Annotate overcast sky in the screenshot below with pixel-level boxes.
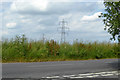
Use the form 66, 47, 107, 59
0, 0, 117, 43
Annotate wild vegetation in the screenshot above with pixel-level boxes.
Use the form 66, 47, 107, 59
2, 35, 119, 63
99, 1, 120, 43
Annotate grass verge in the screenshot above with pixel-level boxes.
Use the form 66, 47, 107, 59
2, 35, 119, 63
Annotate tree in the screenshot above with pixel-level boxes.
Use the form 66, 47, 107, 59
99, 1, 120, 43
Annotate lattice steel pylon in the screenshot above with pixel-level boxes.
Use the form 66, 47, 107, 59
58, 19, 69, 43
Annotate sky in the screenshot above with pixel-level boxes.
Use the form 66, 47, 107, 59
0, 0, 118, 43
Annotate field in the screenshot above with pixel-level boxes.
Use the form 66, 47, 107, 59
2, 35, 119, 63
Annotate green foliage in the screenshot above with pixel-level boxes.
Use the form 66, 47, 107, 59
99, 1, 120, 43
2, 35, 118, 62
46, 40, 60, 56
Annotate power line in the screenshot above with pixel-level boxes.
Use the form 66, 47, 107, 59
58, 19, 69, 43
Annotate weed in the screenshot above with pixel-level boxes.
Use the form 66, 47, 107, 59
2, 35, 118, 62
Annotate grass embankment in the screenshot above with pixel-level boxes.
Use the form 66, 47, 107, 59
2, 35, 119, 63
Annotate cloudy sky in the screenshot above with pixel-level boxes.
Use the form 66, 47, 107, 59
0, 0, 116, 43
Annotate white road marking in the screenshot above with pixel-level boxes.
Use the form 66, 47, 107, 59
85, 76, 95, 78
43, 70, 119, 79
63, 75, 75, 77
46, 76, 60, 78
99, 72, 108, 74
101, 74, 114, 76
93, 73, 103, 75
104, 71, 118, 74
86, 75, 99, 78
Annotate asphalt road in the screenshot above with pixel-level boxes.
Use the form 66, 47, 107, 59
2, 59, 120, 79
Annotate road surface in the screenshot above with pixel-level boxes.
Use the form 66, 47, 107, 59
2, 59, 120, 79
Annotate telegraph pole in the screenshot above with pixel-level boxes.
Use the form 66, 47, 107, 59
58, 19, 69, 43
42, 33, 45, 43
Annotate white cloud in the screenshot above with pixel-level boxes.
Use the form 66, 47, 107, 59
19, 15, 25, 18
81, 12, 102, 21
1, 2, 112, 42
21, 19, 31, 23
59, 13, 72, 20
35, 26, 45, 31
0, 0, 105, 2
32, 0, 48, 11
6, 22, 17, 28
10, 0, 48, 12
66, 12, 104, 33
2, 31, 8, 35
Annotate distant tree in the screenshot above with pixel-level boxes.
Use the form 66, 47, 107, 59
99, 1, 120, 43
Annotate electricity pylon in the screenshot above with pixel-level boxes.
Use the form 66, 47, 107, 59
58, 19, 69, 43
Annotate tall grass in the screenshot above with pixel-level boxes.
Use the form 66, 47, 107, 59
2, 35, 119, 62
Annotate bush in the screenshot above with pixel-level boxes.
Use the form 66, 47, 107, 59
2, 35, 118, 62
